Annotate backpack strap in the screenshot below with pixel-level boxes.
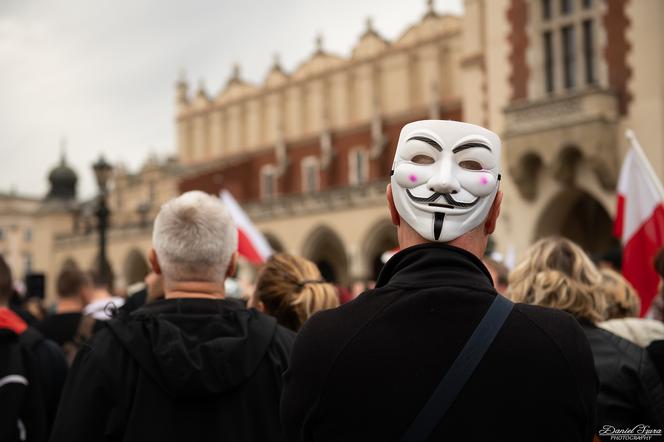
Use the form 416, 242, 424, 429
400, 295, 514, 442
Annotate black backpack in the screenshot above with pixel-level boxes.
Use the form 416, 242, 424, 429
0, 328, 48, 442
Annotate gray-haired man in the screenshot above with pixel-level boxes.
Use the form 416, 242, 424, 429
51, 191, 294, 442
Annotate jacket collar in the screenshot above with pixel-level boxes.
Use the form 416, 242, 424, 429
376, 243, 494, 291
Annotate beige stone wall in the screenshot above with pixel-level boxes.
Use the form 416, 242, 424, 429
0, 196, 40, 280
51, 226, 153, 302
625, 0, 664, 180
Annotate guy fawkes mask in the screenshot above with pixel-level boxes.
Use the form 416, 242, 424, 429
391, 120, 502, 242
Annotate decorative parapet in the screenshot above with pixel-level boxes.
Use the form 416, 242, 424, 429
504, 88, 621, 200
504, 88, 619, 137
243, 180, 388, 222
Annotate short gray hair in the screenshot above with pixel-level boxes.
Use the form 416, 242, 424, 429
153, 191, 238, 282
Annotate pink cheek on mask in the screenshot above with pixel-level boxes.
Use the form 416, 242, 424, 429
409, 174, 418, 183
480, 175, 489, 185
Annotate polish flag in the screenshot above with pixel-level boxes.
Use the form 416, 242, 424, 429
614, 130, 664, 316
220, 190, 273, 264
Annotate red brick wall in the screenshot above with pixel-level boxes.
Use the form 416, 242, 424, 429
603, 0, 632, 115
508, 0, 529, 102
178, 106, 463, 203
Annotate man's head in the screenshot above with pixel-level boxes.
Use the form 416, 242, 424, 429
388, 120, 502, 254
57, 266, 91, 300
0, 255, 13, 306
150, 191, 238, 285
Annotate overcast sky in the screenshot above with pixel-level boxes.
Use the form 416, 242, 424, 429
0, 0, 463, 199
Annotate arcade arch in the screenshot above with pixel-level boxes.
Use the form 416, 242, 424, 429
301, 225, 348, 285
535, 188, 618, 255
361, 219, 398, 281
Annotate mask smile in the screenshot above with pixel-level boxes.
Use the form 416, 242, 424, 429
406, 189, 479, 209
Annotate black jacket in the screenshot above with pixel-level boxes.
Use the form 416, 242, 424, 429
0, 309, 67, 442
281, 244, 598, 442
50, 298, 295, 442
581, 322, 664, 429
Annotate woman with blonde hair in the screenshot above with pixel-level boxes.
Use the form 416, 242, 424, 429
508, 237, 664, 430
250, 253, 339, 332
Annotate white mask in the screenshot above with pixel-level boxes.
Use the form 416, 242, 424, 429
390, 120, 502, 242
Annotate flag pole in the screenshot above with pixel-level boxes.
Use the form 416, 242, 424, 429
625, 129, 664, 201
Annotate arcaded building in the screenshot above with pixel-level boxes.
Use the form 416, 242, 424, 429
176, 0, 664, 284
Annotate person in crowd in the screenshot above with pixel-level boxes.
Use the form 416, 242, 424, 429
598, 268, 664, 347
648, 247, 664, 320
648, 248, 664, 386
0, 255, 67, 441
38, 265, 90, 346
9, 287, 41, 327
281, 120, 597, 441
81, 269, 124, 321
482, 256, 509, 295
50, 191, 295, 442
249, 253, 339, 332
508, 236, 664, 430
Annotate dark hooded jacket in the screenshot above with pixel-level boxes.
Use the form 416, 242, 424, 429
49, 298, 295, 442
281, 244, 598, 442
0, 307, 67, 442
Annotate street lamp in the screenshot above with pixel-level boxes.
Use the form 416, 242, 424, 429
93, 155, 113, 286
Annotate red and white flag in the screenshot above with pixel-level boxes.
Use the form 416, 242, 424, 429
220, 190, 273, 265
614, 130, 664, 316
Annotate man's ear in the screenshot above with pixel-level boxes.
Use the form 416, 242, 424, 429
484, 190, 503, 235
226, 252, 238, 278
148, 248, 162, 275
386, 184, 401, 227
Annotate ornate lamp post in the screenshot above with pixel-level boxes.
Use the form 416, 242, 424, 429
93, 155, 113, 285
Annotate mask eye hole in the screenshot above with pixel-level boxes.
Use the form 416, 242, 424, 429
459, 160, 483, 171
411, 154, 435, 165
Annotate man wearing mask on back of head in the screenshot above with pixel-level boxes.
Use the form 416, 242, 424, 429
281, 120, 597, 442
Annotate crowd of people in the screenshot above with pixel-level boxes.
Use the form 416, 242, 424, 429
2, 120, 664, 441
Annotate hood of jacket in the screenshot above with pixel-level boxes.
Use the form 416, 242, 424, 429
106, 297, 277, 398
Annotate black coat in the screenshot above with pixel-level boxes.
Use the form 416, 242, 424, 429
281, 244, 598, 442
49, 298, 295, 442
581, 323, 664, 429
1, 309, 67, 442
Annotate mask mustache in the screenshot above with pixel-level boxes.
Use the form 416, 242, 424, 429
406, 189, 479, 208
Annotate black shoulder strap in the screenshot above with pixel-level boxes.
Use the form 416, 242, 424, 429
401, 295, 514, 442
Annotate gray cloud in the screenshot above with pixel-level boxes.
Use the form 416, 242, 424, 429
0, 0, 462, 199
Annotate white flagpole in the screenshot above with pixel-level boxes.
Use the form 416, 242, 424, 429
625, 129, 664, 201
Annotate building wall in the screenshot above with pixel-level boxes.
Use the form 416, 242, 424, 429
626, 0, 664, 178
0, 195, 40, 280
175, 12, 464, 167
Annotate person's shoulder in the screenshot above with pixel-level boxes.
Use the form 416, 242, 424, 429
512, 303, 585, 338
510, 303, 594, 365
585, 322, 645, 365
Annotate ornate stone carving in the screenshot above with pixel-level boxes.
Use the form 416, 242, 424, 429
552, 148, 582, 187
510, 153, 543, 202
